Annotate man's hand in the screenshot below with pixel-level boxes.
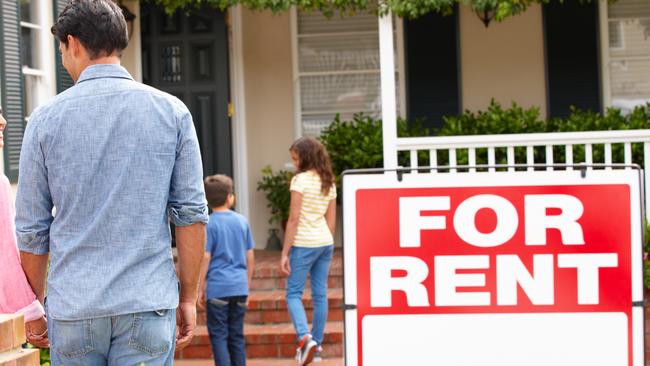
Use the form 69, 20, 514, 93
175, 301, 197, 350
25, 315, 49, 348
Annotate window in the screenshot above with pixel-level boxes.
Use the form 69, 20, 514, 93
20, 0, 52, 121
608, 20, 624, 50
605, 0, 650, 113
292, 9, 403, 137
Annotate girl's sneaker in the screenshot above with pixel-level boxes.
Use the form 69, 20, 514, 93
295, 334, 318, 365
313, 345, 324, 363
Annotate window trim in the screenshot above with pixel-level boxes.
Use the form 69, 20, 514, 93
290, 7, 406, 138
599, 0, 612, 110
20, 0, 57, 119
599, 0, 650, 112
607, 20, 625, 51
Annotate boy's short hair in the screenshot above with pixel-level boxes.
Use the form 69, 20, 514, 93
204, 174, 233, 208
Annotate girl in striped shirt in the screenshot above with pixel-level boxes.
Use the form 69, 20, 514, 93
281, 137, 337, 365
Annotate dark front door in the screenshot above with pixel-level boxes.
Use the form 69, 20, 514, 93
141, 4, 232, 177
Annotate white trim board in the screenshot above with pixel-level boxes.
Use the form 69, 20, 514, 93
228, 4, 250, 219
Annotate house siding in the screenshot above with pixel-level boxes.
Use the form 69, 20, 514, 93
459, 4, 548, 118
241, 8, 296, 248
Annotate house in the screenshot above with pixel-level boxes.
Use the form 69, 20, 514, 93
1, 0, 649, 248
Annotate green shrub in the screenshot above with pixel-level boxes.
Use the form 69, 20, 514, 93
318, 113, 429, 182
438, 101, 650, 168
256, 166, 294, 226
40, 348, 50, 366
320, 103, 650, 175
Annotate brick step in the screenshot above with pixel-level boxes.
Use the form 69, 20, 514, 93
0, 313, 39, 366
251, 250, 342, 279
244, 304, 344, 325
176, 322, 343, 360
0, 347, 40, 366
198, 289, 344, 325
249, 250, 342, 291
250, 275, 343, 291
175, 357, 344, 366
249, 288, 343, 311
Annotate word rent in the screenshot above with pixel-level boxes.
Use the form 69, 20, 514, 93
370, 194, 618, 308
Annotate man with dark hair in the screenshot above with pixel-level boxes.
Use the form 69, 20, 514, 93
15, 1, 208, 365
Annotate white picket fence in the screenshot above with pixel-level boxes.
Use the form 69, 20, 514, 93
391, 129, 650, 219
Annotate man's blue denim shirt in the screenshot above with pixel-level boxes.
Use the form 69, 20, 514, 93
15, 64, 209, 320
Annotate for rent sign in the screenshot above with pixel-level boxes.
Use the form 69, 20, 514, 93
342, 169, 643, 366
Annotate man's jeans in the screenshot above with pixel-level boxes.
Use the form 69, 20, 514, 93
206, 296, 248, 366
286, 245, 333, 346
48, 309, 176, 366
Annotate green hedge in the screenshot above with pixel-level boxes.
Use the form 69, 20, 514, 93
319, 113, 429, 181
437, 101, 650, 168
320, 101, 650, 175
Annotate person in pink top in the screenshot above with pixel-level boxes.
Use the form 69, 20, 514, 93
0, 109, 48, 348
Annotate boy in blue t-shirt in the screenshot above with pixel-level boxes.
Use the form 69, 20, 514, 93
199, 174, 255, 366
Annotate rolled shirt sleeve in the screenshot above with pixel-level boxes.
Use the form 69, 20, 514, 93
15, 113, 53, 255
167, 108, 209, 227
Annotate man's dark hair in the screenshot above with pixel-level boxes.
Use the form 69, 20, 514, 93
51, 0, 128, 59
204, 175, 233, 208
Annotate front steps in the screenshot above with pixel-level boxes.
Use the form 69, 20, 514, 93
175, 249, 344, 364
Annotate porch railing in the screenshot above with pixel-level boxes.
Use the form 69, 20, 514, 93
391, 129, 650, 219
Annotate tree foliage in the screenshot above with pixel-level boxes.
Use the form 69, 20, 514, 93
145, 0, 604, 20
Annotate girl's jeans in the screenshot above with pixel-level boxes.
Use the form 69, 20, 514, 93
286, 245, 334, 345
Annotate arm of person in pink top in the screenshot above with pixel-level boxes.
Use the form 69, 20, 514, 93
0, 175, 49, 347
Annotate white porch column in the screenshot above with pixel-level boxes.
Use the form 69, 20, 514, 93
379, 12, 398, 169
229, 4, 250, 219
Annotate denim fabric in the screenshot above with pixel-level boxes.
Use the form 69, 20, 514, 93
49, 308, 176, 366
286, 245, 333, 346
206, 296, 248, 366
15, 64, 209, 320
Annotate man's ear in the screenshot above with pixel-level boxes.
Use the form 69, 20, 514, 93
67, 35, 82, 56
65, 34, 74, 49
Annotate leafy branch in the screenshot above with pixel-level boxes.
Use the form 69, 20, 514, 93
144, 0, 608, 21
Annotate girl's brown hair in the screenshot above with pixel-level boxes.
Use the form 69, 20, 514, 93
290, 137, 335, 196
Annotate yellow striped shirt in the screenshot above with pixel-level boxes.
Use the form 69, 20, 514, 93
290, 170, 336, 247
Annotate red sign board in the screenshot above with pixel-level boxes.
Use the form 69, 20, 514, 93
343, 170, 643, 366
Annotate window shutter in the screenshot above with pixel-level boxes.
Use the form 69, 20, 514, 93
404, 9, 460, 130
1, 0, 26, 182
543, 1, 602, 118
54, 0, 74, 93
